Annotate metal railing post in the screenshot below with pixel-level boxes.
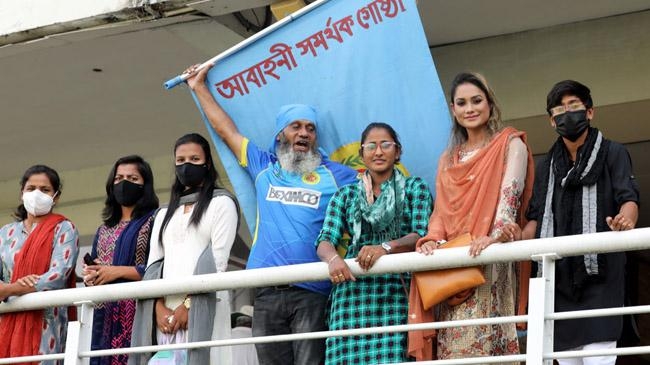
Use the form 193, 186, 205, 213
526, 277, 545, 364
542, 254, 557, 365
64, 301, 94, 365
527, 254, 558, 365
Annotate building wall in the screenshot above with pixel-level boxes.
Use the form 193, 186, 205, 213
431, 10, 650, 122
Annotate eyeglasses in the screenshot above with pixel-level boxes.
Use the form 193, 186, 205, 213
361, 141, 399, 153
550, 101, 586, 117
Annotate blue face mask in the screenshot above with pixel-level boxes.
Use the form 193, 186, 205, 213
554, 110, 589, 142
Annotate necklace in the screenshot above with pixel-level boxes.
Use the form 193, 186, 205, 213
459, 139, 489, 160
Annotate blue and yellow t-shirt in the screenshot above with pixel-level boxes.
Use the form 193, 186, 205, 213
241, 138, 358, 295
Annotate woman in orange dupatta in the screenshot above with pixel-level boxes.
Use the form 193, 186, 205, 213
0, 165, 79, 365
408, 73, 534, 362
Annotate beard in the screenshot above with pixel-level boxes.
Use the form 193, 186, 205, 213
276, 135, 322, 175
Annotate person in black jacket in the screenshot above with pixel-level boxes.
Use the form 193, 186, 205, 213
521, 80, 640, 365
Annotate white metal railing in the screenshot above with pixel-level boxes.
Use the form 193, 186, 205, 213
1, 228, 650, 364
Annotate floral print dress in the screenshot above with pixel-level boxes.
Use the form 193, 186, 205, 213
0, 220, 79, 364
436, 137, 527, 362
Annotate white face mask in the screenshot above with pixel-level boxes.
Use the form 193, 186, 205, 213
22, 189, 56, 216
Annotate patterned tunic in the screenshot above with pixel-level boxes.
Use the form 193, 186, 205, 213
317, 177, 432, 364
436, 138, 527, 361
0, 220, 79, 365
90, 217, 153, 365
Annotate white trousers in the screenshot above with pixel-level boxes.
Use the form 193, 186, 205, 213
557, 341, 617, 365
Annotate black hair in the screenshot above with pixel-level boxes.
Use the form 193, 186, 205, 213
546, 80, 593, 116
102, 155, 159, 227
13, 165, 61, 221
359, 122, 402, 162
158, 133, 219, 243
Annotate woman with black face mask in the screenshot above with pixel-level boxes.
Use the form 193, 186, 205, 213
130, 133, 239, 365
82, 155, 159, 365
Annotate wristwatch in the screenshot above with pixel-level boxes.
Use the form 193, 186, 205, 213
381, 241, 392, 254
183, 297, 191, 310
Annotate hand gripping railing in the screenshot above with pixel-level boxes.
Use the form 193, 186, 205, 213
1, 228, 650, 364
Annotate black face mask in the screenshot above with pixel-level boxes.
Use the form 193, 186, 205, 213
554, 110, 589, 142
113, 180, 144, 207
176, 163, 207, 188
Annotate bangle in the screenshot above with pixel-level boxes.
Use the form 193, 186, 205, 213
327, 255, 339, 264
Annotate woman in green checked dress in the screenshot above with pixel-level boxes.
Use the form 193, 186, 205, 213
316, 122, 433, 364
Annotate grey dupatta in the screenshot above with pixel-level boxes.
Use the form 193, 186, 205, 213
128, 258, 163, 365
186, 246, 218, 364
537, 130, 604, 278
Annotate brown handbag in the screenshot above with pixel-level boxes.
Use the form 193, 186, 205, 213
413, 233, 486, 310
